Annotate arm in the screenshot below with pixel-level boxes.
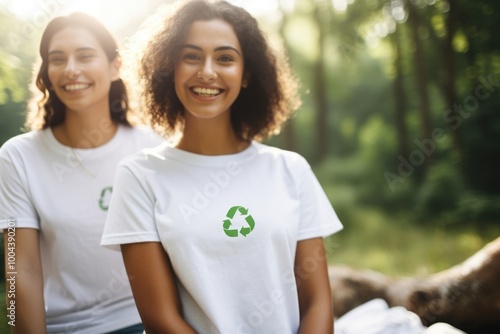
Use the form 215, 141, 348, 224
3, 228, 46, 334
295, 237, 334, 334
121, 242, 197, 334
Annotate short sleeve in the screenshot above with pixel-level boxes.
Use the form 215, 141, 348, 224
0, 147, 39, 230
101, 164, 161, 250
296, 158, 343, 240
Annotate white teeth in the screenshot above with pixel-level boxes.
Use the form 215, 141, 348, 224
192, 87, 220, 96
65, 84, 90, 91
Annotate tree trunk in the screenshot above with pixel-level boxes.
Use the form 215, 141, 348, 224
277, 6, 296, 152
408, 3, 434, 172
443, 0, 463, 160
313, 4, 329, 162
391, 27, 410, 159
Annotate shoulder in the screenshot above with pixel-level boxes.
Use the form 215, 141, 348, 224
117, 141, 173, 172
252, 141, 310, 170
0, 130, 46, 159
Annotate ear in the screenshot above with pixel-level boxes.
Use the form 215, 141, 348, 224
110, 57, 121, 82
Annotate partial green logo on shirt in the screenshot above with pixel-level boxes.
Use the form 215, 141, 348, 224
222, 206, 255, 237
99, 186, 113, 211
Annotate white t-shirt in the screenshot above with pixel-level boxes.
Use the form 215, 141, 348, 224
0, 125, 164, 333
101, 141, 343, 334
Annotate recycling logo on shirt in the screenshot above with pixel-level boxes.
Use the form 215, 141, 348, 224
99, 186, 113, 211
222, 206, 255, 237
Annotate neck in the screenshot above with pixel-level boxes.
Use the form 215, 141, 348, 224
176, 115, 249, 155
52, 112, 118, 149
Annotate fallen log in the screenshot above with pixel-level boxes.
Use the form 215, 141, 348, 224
329, 237, 500, 333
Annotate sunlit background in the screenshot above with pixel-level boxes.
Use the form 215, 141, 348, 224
0, 0, 293, 35
1, 0, 499, 268
0, 0, 404, 50
0, 0, 402, 104
1, 0, 499, 325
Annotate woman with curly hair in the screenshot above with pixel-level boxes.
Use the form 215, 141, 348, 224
101, 1, 343, 333
0, 12, 163, 333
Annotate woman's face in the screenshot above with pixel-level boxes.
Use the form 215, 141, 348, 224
174, 19, 247, 122
47, 26, 120, 114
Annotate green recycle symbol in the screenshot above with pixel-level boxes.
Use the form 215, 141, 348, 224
222, 206, 255, 237
98, 186, 113, 212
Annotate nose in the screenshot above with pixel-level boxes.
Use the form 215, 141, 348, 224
64, 57, 80, 78
197, 59, 217, 81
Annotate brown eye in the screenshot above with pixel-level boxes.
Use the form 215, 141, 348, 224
218, 55, 234, 63
183, 53, 201, 61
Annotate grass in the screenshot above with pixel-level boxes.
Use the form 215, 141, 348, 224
324, 206, 500, 277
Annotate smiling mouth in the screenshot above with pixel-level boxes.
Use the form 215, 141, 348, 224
64, 83, 92, 91
192, 87, 222, 97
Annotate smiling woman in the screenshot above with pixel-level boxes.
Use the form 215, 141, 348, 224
46, 26, 120, 117
174, 20, 247, 129
100, 1, 342, 334
0, 11, 164, 334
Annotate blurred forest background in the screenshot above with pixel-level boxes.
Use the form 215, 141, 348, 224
1, 0, 499, 329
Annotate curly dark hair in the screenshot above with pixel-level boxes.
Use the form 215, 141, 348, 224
25, 12, 130, 130
138, 0, 300, 141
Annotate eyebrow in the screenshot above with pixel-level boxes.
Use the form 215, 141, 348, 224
48, 47, 98, 55
181, 44, 241, 56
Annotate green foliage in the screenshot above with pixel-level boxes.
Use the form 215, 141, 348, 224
454, 192, 500, 223
326, 207, 500, 276
0, 4, 498, 321
0, 99, 26, 145
0, 12, 38, 104
413, 161, 466, 223
462, 94, 500, 194
281, 0, 500, 230
0, 12, 36, 146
